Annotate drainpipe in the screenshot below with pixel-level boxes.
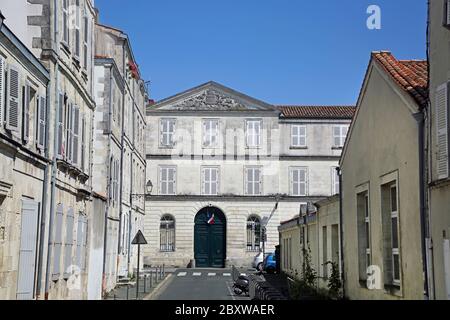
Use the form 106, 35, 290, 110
101, 64, 114, 296
35, 78, 51, 299
44, 0, 60, 299
337, 167, 345, 298
414, 111, 430, 300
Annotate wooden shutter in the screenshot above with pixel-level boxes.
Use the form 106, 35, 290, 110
53, 204, 64, 278
6, 65, 20, 133
0, 57, 5, 128
76, 214, 87, 270
81, 115, 86, 172
72, 106, 80, 166
57, 93, 65, 158
23, 84, 30, 143
66, 102, 73, 163
64, 208, 74, 278
16, 199, 40, 300
299, 168, 307, 196
436, 83, 449, 179
36, 96, 46, 150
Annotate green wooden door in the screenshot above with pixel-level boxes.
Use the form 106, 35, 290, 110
194, 207, 226, 268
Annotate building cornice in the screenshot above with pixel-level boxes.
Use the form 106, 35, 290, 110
146, 194, 326, 203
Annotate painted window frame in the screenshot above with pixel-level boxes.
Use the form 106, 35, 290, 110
332, 125, 349, 148
290, 167, 308, 197
159, 166, 177, 195
245, 119, 262, 148
201, 166, 220, 196
159, 118, 176, 148
160, 214, 175, 252
202, 118, 220, 148
291, 124, 307, 148
244, 166, 263, 195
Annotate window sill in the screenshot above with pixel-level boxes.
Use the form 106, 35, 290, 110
331, 146, 343, 150
384, 283, 402, 297
159, 145, 175, 150
60, 42, 71, 55
290, 146, 308, 150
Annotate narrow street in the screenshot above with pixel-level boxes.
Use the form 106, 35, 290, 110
153, 269, 252, 301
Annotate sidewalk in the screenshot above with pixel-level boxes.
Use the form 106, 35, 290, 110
104, 267, 176, 300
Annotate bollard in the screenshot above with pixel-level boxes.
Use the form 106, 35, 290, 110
126, 284, 129, 300
163, 264, 165, 278
144, 274, 147, 293
150, 271, 153, 288
159, 265, 162, 280
155, 266, 158, 282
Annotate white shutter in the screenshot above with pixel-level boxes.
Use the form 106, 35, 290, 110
6, 65, 20, 133
67, 102, 73, 163
436, 83, 449, 179
72, 106, 80, 166
53, 204, 64, 278
447, 0, 450, 26
22, 84, 30, 142
64, 208, 74, 278
37, 96, 46, 150
57, 93, 64, 158
201, 168, 206, 194
0, 57, 5, 128
81, 115, 86, 171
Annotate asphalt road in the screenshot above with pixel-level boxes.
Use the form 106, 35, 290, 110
154, 268, 252, 301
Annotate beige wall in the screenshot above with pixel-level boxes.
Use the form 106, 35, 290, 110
428, 0, 450, 300
340, 62, 424, 300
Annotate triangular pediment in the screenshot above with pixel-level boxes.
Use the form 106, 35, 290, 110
151, 81, 275, 112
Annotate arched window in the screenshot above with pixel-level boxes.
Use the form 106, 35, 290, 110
160, 215, 175, 252
246, 216, 261, 252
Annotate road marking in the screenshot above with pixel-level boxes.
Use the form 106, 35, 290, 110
223, 273, 231, 277
177, 272, 187, 277
226, 281, 237, 301
193, 272, 202, 276
207, 273, 216, 276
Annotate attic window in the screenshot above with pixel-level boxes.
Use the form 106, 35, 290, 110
205, 90, 217, 105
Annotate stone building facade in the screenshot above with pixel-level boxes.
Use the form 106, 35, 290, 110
0, 0, 97, 300
340, 52, 427, 300
427, 0, 450, 300
143, 81, 354, 268
94, 23, 147, 290
0, 20, 50, 300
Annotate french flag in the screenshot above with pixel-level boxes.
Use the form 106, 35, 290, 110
207, 213, 215, 225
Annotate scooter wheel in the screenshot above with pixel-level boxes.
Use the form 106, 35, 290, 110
233, 287, 243, 295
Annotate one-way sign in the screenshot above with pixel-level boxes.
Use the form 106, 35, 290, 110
132, 230, 147, 245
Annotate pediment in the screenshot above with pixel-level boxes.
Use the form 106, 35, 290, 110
151, 82, 275, 112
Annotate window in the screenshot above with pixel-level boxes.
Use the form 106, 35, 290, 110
74, 0, 81, 59
245, 167, 262, 195
246, 119, 262, 148
435, 83, 449, 179
331, 167, 340, 195
333, 125, 349, 148
246, 216, 261, 252
160, 118, 176, 147
203, 119, 219, 148
357, 191, 371, 281
22, 84, 32, 143
62, 0, 69, 45
381, 182, 401, 287
290, 167, 308, 196
291, 125, 306, 148
159, 166, 176, 195
160, 215, 175, 252
202, 167, 219, 195
82, 4, 89, 69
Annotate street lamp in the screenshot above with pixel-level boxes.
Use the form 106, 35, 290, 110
130, 180, 153, 200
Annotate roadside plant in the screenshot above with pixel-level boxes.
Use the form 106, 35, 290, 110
324, 261, 342, 299
301, 245, 317, 288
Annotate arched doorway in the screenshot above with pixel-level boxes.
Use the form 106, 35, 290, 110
194, 207, 226, 268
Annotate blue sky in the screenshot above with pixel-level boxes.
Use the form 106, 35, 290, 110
95, 0, 427, 105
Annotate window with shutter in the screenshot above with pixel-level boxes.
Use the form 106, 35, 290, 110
72, 106, 80, 166
75, 214, 87, 270
81, 115, 86, 172
291, 167, 308, 196
160, 119, 176, 147
245, 167, 262, 195
331, 167, 340, 195
22, 85, 30, 143
74, 0, 81, 59
62, 0, 69, 45
159, 166, 176, 195
291, 125, 307, 147
6, 65, 20, 133
83, 14, 89, 69
57, 93, 65, 158
36, 95, 46, 150
66, 102, 73, 163
203, 119, 219, 148
202, 167, 219, 195
246, 120, 262, 148
52, 204, 64, 279
0, 57, 5, 128
64, 208, 74, 278
436, 83, 449, 179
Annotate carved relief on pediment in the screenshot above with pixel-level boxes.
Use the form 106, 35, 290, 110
171, 89, 250, 111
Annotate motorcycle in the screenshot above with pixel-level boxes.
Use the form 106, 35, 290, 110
231, 265, 249, 296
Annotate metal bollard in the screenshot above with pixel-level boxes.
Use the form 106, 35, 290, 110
155, 266, 158, 282
126, 284, 129, 300
163, 264, 165, 278
144, 274, 147, 293
159, 265, 162, 280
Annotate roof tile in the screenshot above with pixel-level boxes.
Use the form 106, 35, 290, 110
276, 105, 356, 119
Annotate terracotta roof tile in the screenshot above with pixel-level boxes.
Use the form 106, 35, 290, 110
372, 51, 428, 107
276, 105, 356, 119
